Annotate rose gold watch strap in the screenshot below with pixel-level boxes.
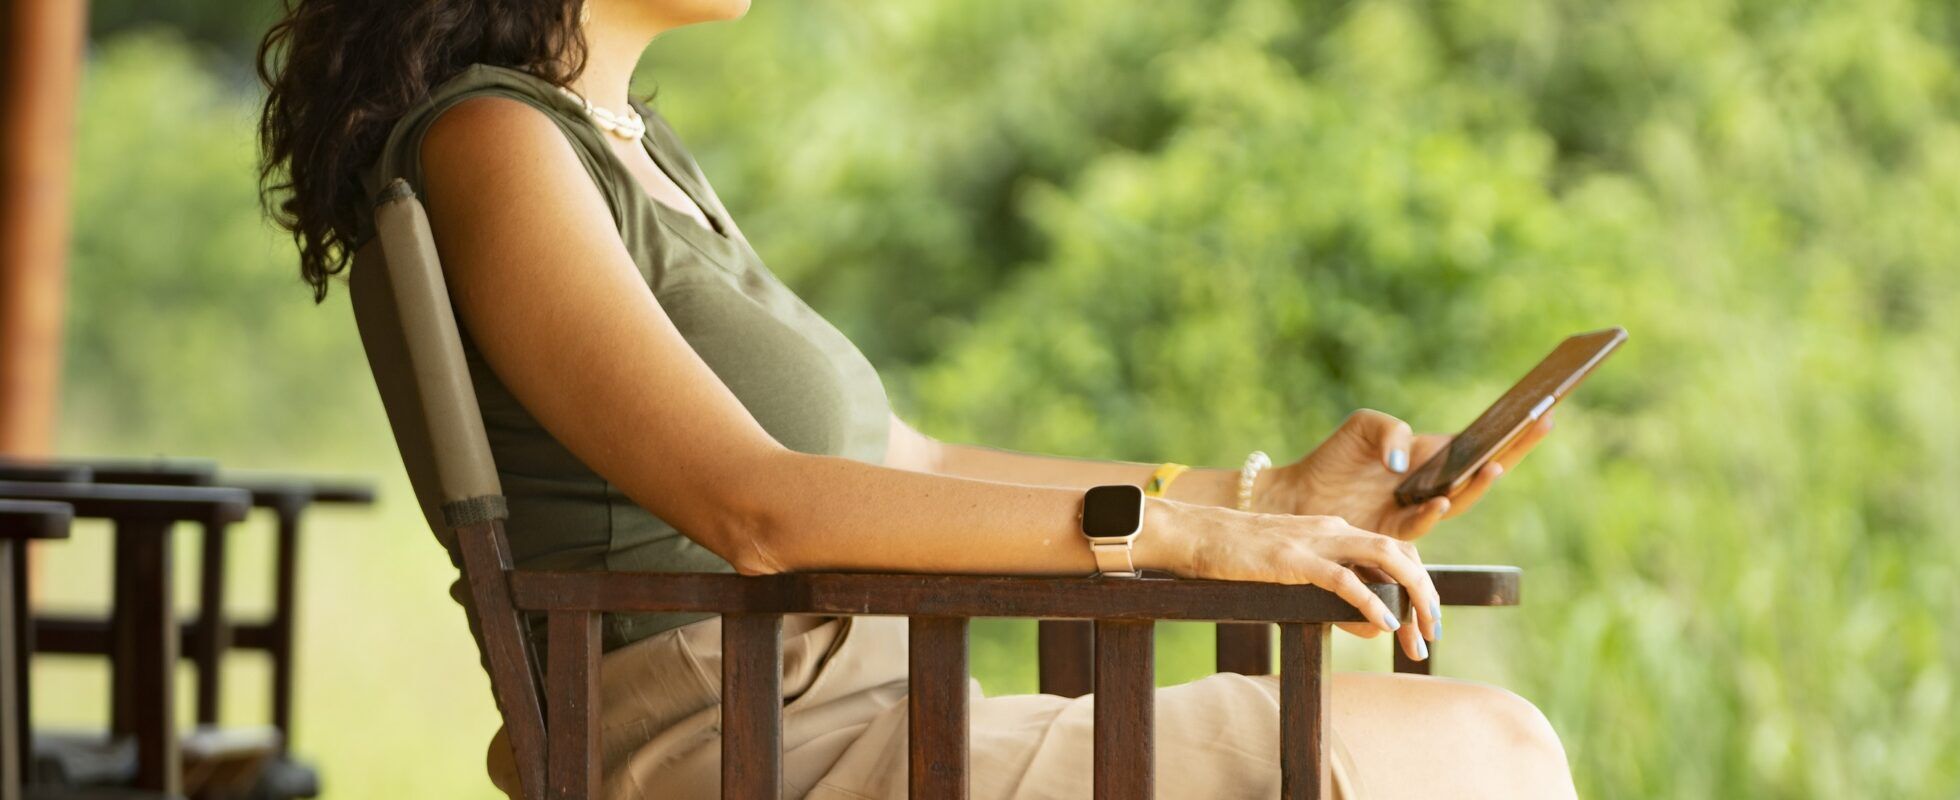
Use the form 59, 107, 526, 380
1091, 540, 1139, 578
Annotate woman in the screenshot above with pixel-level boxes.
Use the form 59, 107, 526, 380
259, 1, 1575, 797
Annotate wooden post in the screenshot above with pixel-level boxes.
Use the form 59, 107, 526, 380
0, 0, 88, 457
907, 617, 970, 799
1092, 620, 1153, 800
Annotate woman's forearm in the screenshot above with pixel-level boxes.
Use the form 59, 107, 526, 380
729, 449, 1204, 577
902, 421, 1255, 510
720, 448, 1431, 640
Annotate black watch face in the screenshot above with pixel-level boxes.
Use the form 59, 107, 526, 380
1082, 484, 1145, 537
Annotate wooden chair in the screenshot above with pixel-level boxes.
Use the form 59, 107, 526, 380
0, 481, 251, 797
351, 179, 1523, 799
0, 459, 375, 799
0, 500, 73, 800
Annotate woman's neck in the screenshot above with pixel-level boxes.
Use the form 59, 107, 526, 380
566, 5, 663, 113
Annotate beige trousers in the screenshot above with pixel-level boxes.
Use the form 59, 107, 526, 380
490, 615, 1364, 799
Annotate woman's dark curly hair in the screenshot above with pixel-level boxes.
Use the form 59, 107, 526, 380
257, 0, 589, 301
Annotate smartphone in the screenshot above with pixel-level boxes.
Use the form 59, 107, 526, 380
1393, 327, 1628, 506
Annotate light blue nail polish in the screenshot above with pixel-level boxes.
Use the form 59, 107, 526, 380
1429, 601, 1442, 639
1415, 636, 1429, 661
1381, 613, 1401, 633
1434, 619, 1443, 641
1388, 449, 1409, 474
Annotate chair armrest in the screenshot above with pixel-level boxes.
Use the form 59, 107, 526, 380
510, 571, 1402, 623
0, 455, 216, 486
219, 476, 378, 510
0, 499, 74, 540
1429, 565, 1521, 607
0, 463, 93, 483
0, 481, 250, 524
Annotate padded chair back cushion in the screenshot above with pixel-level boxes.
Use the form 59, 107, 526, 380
349, 179, 505, 544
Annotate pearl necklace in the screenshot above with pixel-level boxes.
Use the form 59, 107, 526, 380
554, 85, 647, 141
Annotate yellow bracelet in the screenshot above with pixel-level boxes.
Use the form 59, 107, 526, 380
1143, 462, 1191, 498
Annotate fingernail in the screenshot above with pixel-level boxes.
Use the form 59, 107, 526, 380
1429, 601, 1442, 640
1490, 463, 1506, 478
1380, 613, 1401, 633
1414, 636, 1429, 661
1388, 449, 1409, 473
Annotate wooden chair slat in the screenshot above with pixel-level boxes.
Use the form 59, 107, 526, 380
1036, 619, 1093, 698
0, 538, 25, 800
907, 617, 969, 800
1092, 619, 1153, 800
1279, 622, 1331, 800
547, 611, 601, 800
721, 613, 783, 800
1393, 642, 1434, 675
270, 504, 303, 752
112, 519, 181, 795
1215, 622, 1272, 675
194, 521, 230, 725
455, 521, 548, 800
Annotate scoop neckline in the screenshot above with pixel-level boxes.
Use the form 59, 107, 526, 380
628, 104, 733, 243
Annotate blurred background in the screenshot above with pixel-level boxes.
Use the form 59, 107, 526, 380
24, 0, 1960, 796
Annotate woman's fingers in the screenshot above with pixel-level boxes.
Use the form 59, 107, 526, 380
1331, 531, 1440, 658
1388, 495, 1451, 539
1368, 412, 1416, 475
1314, 560, 1403, 635
1341, 409, 1417, 474
1443, 461, 1503, 518
1337, 621, 1382, 638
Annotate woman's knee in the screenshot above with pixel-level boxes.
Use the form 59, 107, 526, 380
1453, 682, 1567, 767
1336, 674, 1574, 798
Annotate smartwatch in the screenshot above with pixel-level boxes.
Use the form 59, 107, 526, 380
1079, 484, 1147, 577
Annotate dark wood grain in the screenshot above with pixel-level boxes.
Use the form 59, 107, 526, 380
1279, 623, 1331, 800
269, 501, 303, 752
33, 614, 275, 654
1392, 642, 1433, 675
513, 572, 1398, 624
1092, 619, 1153, 800
0, 455, 219, 487
908, 617, 969, 799
1216, 622, 1273, 675
1037, 620, 1093, 698
0, 481, 248, 523
547, 611, 600, 800
455, 520, 548, 800
721, 613, 783, 800
0, 500, 76, 538
115, 518, 181, 795
8, 535, 27, 786
0, 538, 23, 800
0, 464, 91, 484
193, 520, 230, 725
1430, 565, 1522, 606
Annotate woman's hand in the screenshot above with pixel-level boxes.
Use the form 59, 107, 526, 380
1254, 409, 1554, 542
1164, 501, 1441, 661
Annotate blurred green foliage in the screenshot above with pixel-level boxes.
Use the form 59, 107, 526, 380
56, 1, 1960, 797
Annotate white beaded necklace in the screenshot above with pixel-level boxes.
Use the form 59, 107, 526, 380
554, 85, 647, 141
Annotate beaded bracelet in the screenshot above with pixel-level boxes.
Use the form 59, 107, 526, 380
1236, 450, 1272, 512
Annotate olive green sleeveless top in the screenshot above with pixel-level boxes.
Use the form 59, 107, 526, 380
361, 64, 892, 650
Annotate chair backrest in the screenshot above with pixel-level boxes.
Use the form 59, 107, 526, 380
349, 179, 549, 799
348, 179, 503, 540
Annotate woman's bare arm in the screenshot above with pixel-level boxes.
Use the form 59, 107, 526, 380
417, 97, 1438, 644
886, 414, 1252, 508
